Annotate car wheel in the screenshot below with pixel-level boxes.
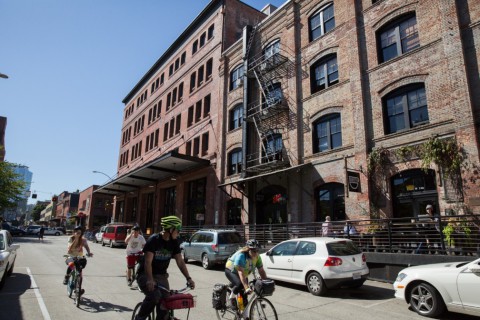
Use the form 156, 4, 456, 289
409, 282, 446, 318
181, 249, 189, 263
102, 240, 106, 247
202, 253, 212, 270
306, 271, 327, 296
110, 240, 114, 248
55, 232, 60, 236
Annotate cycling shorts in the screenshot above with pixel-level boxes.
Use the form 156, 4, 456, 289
126, 253, 142, 268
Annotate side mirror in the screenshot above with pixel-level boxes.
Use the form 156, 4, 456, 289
266, 250, 272, 256
468, 263, 480, 273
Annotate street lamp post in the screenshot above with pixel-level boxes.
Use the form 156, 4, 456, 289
92, 170, 113, 180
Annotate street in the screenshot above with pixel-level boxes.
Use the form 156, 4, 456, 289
0, 235, 475, 320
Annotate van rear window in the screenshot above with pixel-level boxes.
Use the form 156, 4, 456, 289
326, 241, 361, 256
218, 232, 243, 245
117, 226, 128, 234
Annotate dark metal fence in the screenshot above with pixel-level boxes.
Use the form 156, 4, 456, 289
182, 214, 480, 257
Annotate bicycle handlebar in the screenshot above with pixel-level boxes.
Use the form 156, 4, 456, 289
155, 282, 194, 294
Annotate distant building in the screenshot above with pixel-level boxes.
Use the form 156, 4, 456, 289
0, 116, 6, 162
54, 191, 79, 227
2, 165, 33, 222
78, 185, 113, 230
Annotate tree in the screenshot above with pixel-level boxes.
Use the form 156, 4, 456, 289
30, 203, 47, 222
0, 161, 26, 212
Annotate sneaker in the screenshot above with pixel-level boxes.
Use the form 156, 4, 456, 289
63, 276, 68, 285
127, 279, 133, 286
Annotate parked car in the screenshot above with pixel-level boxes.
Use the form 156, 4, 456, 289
393, 258, 480, 318
102, 223, 132, 248
55, 227, 66, 234
9, 226, 26, 237
95, 225, 106, 243
180, 229, 243, 269
84, 229, 98, 242
26, 225, 42, 235
0, 230, 20, 289
260, 237, 369, 296
43, 228, 63, 236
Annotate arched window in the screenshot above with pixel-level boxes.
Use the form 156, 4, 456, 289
315, 183, 345, 222
309, 3, 335, 42
230, 64, 244, 91
229, 104, 243, 131
263, 134, 283, 162
263, 39, 280, 59
383, 84, 428, 134
310, 54, 338, 94
228, 148, 242, 175
313, 113, 342, 153
377, 14, 419, 63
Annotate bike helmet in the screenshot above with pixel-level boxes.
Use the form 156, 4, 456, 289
74, 226, 82, 231
246, 239, 260, 249
161, 215, 182, 231
132, 226, 140, 231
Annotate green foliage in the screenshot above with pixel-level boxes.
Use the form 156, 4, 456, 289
0, 161, 26, 211
420, 137, 463, 177
31, 203, 47, 222
367, 147, 390, 174
442, 218, 472, 247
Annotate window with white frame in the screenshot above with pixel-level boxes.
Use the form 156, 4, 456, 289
309, 3, 335, 42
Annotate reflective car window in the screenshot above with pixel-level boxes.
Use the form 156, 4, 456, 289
218, 232, 242, 244
326, 241, 361, 256
296, 241, 316, 255
191, 233, 201, 242
117, 226, 128, 234
0, 234, 4, 250
271, 241, 298, 256
205, 233, 214, 243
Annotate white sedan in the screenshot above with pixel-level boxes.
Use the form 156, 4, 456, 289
393, 258, 480, 318
0, 230, 20, 289
260, 237, 369, 296
43, 228, 63, 236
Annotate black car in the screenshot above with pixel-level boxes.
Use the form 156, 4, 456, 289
9, 226, 26, 236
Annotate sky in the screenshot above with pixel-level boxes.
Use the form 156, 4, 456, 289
0, 0, 286, 204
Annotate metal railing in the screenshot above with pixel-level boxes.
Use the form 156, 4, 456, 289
182, 214, 480, 256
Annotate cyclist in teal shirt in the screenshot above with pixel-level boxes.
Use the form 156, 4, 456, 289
225, 239, 267, 305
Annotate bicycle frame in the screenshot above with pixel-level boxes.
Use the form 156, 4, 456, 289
64, 255, 88, 307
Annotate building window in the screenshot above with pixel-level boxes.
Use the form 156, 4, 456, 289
263, 82, 282, 108
309, 3, 335, 42
315, 183, 345, 222
169, 64, 174, 76
186, 141, 192, 156
195, 100, 202, 122
207, 24, 214, 39
197, 65, 204, 86
202, 132, 209, 155
175, 114, 181, 135
187, 178, 206, 225
228, 148, 242, 175
230, 64, 244, 91
178, 82, 184, 101
206, 58, 213, 79
264, 39, 280, 59
229, 105, 243, 131
310, 54, 338, 94
164, 187, 176, 216
200, 32, 206, 47
188, 106, 194, 127
193, 137, 200, 156
181, 52, 186, 65
263, 134, 283, 162
378, 15, 419, 63
313, 113, 342, 153
190, 72, 196, 92
384, 85, 428, 134
203, 94, 211, 117
192, 40, 198, 54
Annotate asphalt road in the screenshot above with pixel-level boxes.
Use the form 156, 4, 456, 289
0, 235, 475, 320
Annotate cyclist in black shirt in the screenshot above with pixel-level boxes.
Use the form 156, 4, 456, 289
134, 216, 195, 320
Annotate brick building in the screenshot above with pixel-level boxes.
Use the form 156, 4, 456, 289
78, 185, 113, 230
220, 0, 480, 225
97, 0, 266, 234
100, 0, 480, 230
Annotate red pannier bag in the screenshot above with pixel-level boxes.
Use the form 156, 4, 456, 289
163, 293, 195, 310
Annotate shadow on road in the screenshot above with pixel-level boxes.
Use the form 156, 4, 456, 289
73, 296, 133, 314
0, 273, 31, 320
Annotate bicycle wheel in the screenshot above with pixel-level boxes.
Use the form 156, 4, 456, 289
74, 275, 82, 307
215, 289, 238, 320
132, 302, 153, 320
249, 297, 278, 320
67, 272, 75, 298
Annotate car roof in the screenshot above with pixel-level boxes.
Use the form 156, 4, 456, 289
280, 237, 353, 244
197, 229, 238, 233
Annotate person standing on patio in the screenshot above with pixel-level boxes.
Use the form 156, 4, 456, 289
322, 216, 332, 237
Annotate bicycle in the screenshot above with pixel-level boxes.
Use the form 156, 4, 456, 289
127, 252, 144, 287
132, 283, 195, 320
213, 278, 277, 320
64, 254, 91, 307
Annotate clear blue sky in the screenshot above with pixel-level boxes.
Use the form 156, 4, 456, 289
0, 0, 286, 204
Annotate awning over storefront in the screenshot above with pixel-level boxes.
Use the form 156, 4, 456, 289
94, 151, 210, 196
218, 163, 311, 187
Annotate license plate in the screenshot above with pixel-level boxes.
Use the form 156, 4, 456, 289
353, 272, 361, 280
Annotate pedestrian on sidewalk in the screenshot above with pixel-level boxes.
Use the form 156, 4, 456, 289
38, 226, 45, 241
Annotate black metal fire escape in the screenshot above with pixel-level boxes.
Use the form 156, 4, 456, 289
243, 24, 293, 173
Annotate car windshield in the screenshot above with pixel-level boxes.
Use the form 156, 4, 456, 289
117, 226, 128, 234
0, 234, 4, 250
326, 241, 361, 256
218, 232, 242, 245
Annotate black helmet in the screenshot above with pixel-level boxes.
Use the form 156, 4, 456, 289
132, 226, 140, 231
74, 226, 82, 231
246, 239, 259, 249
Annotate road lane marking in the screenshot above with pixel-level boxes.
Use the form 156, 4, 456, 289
26, 267, 52, 320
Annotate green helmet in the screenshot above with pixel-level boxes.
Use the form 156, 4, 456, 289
161, 215, 182, 231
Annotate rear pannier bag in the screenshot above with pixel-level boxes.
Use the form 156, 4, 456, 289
254, 279, 275, 296
212, 283, 227, 309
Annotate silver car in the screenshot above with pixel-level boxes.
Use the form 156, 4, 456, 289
180, 229, 243, 269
